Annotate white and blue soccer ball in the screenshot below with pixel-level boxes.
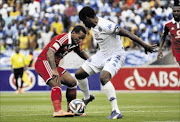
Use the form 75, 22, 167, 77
69, 99, 86, 115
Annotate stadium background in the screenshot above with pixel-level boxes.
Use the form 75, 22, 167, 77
0, 0, 179, 92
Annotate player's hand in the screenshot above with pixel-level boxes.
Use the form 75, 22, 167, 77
144, 44, 157, 54
157, 50, 163, 60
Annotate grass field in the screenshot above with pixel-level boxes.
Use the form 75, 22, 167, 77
0, 92, 179, 122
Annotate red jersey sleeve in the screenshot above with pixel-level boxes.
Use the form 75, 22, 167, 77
50, 33, 68, 52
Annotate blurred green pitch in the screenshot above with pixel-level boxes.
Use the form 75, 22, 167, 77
0, 92, 179, 122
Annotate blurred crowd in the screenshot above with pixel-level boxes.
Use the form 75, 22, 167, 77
0, 0, 174, 52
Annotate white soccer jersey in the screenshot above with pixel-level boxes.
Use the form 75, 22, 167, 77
91, 17, 125, 55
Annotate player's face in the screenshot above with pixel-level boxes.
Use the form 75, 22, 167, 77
82, 18, 96, 28
72, 31, 86, 44
15, 47, 20, 53
173, 6, 180, 22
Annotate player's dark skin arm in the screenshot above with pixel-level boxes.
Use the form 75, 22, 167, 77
47, 48, 61, 84
47, 48, 57, 71
77, 50, 89, 60
157, 26, 169, 60
118, 27, 157, 54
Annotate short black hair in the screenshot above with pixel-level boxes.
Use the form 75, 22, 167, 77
72, 25, 86, 34
174, 0, 180, 6
79, 6, 96, 21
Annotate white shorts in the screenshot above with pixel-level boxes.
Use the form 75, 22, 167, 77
82, 50, 126, 78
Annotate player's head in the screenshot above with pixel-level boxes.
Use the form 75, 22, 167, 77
79, 6, 96, 28
71, 25, 86, 44
173, 3, 180, 22
15, 46, 20, 53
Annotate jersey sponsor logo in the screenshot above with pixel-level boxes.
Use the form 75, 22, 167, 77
124, 69, 180, 90
9, 70, 36, 91
175, 30, 180, 39
95, 34, 99, 38
95, 34, 103, 40
171, 27, 175, 30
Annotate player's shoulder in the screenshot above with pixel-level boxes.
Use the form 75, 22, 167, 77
54, 33, 69, 45
164, 19, 174, 27
55, 33, 67, 39
97, 17, 117, 32
98, 17, 114, 25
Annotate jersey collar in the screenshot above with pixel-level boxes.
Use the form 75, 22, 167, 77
172, 18, 176, 24
172, 18, 180, 29
68, 31, 72, 44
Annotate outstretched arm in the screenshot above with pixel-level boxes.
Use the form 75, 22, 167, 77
117, 27, 157, 54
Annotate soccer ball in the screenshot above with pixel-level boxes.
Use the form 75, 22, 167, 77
69, 99, 85, 115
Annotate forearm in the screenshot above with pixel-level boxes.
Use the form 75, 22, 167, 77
47, 48, 57, 70
118, 27, 147, 48
159, 36, 166, 51
78, 50, 89, 60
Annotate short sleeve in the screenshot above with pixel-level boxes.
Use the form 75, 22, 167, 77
50, 41, 61, 52
163, 24, 169, 35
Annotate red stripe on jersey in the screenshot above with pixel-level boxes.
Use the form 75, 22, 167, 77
56, 34, 68, 45
37, 33, 69, 62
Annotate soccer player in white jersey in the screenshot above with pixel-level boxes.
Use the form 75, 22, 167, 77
75, 6, 157, 119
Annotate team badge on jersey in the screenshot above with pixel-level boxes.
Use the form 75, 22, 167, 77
107, 24, 112, 30
95, 33, 99, 38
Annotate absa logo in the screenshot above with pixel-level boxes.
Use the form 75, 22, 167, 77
124, 69, 180, 90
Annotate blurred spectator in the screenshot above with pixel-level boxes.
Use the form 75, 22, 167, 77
150, 26, 161, 46
0, 4, 8, 19
4, 11, 13, 26
0, 0, 175, 53
65, 1, 75, 17
0, 14, 5, 26
28, 0, 40, 16
7, 0, 15, 6
82, 29, 93, 51
75, 0, 85, 12
70, 10, 79, 23
39, 25, 53, 48
18, 30, 29, 50
62, 10, 71, 32
126, 0, 135, 7
98, 0, 111, 13
0, 25, 6, 51
25, 49, 34, 67
154, 15, 163, 33
10, 6, 20, 19
28, 29, 37, 50
139, 23, 151, 45
53, 1, 65, 15
50, 15, 63, 35
4, 23, 14, 49
121, 27, 134, 50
